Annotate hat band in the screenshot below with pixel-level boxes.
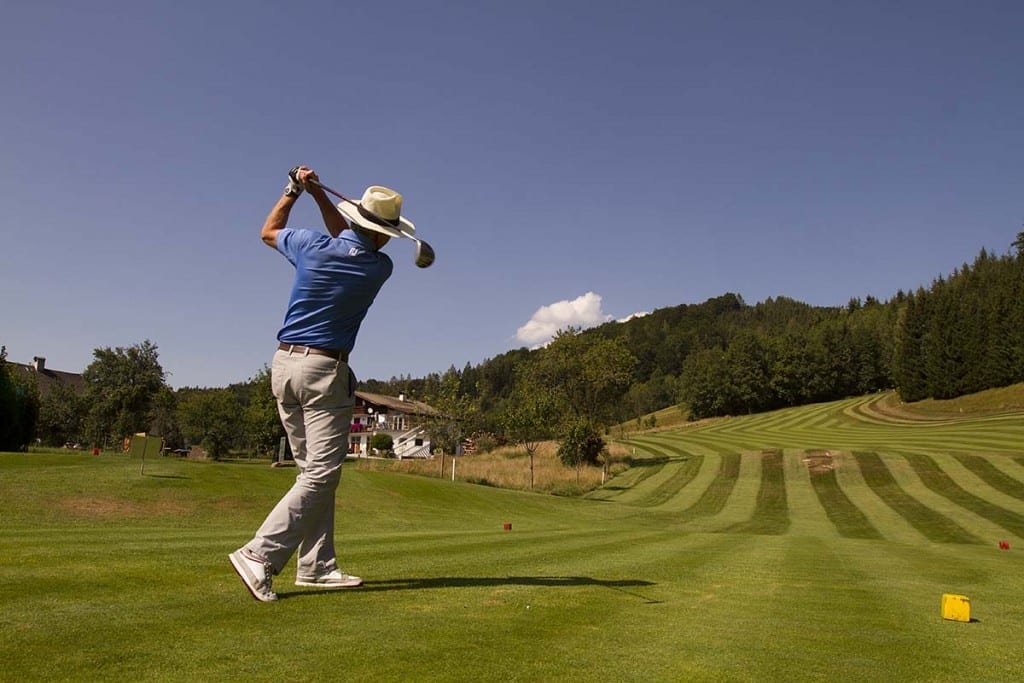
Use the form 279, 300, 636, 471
358, 204, 401, 228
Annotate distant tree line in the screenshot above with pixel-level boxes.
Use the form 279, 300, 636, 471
5, 232, 1020, 460
367, 233, 1023, 428
4, 340, 284, 458
894, 244, 1024, 401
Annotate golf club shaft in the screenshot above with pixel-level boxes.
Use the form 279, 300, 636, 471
306, 178, 352, 205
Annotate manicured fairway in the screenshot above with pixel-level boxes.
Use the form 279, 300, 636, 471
2, 393, 1023, 681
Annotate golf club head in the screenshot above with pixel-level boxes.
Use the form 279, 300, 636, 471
415, 240, 435, 268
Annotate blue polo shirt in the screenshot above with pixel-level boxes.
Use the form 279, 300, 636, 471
276, 228, 393, 353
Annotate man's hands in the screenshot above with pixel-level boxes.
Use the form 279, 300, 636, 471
284, 165, 324, 197
284, 166, 304, 197
278, 165, 345, 237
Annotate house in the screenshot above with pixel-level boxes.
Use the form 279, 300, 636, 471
9, 356, 85, 398
350, 391, 437, 459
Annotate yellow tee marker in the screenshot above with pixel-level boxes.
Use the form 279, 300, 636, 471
941, 594, 971, 622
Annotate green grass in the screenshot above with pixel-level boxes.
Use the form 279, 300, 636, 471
954, 453, 1024, 500
852, 451, 982, 544
3, 391, 1024, 681
805, 461, 883, 540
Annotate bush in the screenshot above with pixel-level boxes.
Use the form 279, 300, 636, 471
370, 432, 394, 455
557, 420, 605, 469
474, 433, 500, 453
0, 347, 39, 452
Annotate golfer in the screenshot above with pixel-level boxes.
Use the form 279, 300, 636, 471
230, 166, 411, 602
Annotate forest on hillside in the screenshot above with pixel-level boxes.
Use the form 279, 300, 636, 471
370, 233, 1024, 425
3, 234, 1022, 455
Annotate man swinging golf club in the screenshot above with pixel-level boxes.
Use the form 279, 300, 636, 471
229, 166, 413, 602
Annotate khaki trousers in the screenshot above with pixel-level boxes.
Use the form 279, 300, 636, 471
244, 348, 355, 577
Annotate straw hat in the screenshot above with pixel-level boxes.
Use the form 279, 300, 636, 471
337, 186, 415, 238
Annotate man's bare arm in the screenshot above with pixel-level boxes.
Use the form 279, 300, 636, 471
309, 186, 349, 238
261, 194, 298, 249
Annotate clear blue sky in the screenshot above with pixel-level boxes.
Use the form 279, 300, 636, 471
2, 1, 1021, 388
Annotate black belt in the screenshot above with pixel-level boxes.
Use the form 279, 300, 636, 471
277, 342, 348, 362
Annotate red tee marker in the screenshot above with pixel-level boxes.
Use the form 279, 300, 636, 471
999, 540, 1010, 550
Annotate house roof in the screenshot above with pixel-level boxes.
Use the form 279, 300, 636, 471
9, 362, 85, 397
355, 391, 437, 417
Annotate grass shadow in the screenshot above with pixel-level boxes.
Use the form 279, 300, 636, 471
285, 575, 661, 603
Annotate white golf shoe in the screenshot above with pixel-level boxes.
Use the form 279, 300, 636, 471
229, 550, 278, 602
295, 569, 363, 589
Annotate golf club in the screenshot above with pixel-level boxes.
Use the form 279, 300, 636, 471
307, 178, 435, 268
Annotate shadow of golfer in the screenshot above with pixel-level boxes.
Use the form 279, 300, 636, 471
286, 576, 661, 603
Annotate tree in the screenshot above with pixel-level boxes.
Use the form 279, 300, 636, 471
244, 366, 284, 457
36, 378, 84, 447
176, 389, 242, 460
422, 367, 477, 472
680, 348, 732, 419
0, 346, 40, 451
82, 340, 166, 447
556, 419, 605, 485
501, 373, 558, 489
149, 386, 183, 451
530, 329, 638, 425
724, 331, 770, 413
893, 291, 928, 401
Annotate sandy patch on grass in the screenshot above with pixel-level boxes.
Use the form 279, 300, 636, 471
802, 450, 839, 474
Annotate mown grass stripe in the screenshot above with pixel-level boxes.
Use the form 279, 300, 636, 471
629, 455, 705, 508
805, 455, 883, 540
726, 450, 789, 535
952, 453, 1024, 501
832, 452, 926, 544
666, 393, 1024, 456
902, 452, 1024, 539
646, 450, 720, 514
605, 437, 708, 506
592, 451, 666, 499
628, 434, 693, 454
780, 449, 839, 539
677, 452, 741, 522
852, 451, 981, 544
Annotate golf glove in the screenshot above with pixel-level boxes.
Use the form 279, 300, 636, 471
284, 166, 304, 198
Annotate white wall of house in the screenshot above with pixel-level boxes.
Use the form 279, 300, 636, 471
348, 409, 431, 458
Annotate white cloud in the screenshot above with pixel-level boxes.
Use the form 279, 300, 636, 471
618, 311, 650, 323
516, 292, 614, 347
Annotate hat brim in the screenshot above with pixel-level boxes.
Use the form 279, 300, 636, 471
337, 201, 415, 239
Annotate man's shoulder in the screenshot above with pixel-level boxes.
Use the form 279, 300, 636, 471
280, 227, 322, 244
277, 227, 326, 253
